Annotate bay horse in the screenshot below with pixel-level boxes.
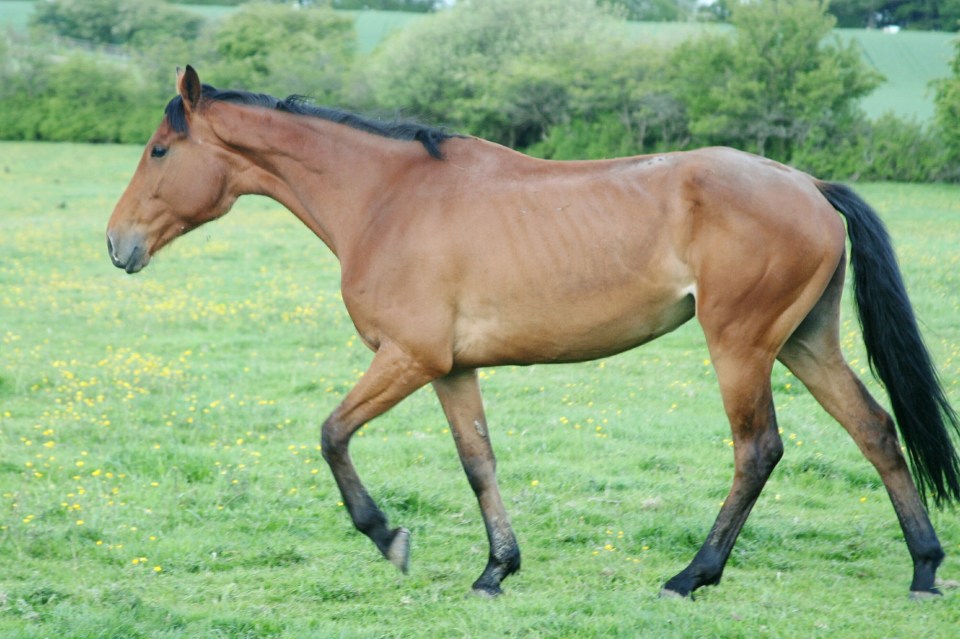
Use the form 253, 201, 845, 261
107, 66, 959, 598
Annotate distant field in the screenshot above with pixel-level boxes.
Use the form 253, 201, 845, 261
1, 1, 953, 120
840, 28, 955, 120
345, 10, 427, 54
0, 0, 30, 32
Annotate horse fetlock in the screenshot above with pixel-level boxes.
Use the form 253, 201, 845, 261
908, 544, 944, 592
468, 548, 521, 596
493, 540, 521, 576
471, 567, 508, 597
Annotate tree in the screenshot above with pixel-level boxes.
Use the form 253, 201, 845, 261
332, 0, 442, 10
30, 0, 204, 47
934, 39, 960, 171
828, 0, 884, 27
888, 0, 960, 30
669, 0, 881, 161
205, 2, 356, 103
598, 0, 697, 21
829, 0, 960, 30
367, 0, 635, 147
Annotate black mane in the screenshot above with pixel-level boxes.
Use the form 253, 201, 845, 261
164, 84, 454, 160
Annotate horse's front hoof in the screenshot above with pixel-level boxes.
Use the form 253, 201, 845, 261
386, 527, 410, 574
909, 588, 943, 600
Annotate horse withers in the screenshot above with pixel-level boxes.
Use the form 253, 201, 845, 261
107, 66, 959, 598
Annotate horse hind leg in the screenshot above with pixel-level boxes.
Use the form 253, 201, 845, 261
662, 348, 784, 597
662, 233, 842, 597
776, 263, 945, 596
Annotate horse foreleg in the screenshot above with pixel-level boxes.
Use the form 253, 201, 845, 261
321, 341, 437, 572
433, 370, 521, 596
662, 355, 783, 598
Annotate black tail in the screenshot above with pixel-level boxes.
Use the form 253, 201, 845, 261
818, 181, 960, 508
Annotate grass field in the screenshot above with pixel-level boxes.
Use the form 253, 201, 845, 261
838, 28, 956, 120
2, 141, 960, 637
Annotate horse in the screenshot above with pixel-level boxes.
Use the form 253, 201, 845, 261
107, 66, 959, 598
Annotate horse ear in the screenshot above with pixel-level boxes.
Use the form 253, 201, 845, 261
176, 65, 202, 112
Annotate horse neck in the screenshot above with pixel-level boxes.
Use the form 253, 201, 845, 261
209, 103, 412, 259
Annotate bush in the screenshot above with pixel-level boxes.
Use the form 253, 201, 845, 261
205, 2, 356, 103
934, 39, 960, 171
30, 0, 204, 48
38, 57, 157, 143
0, 53, 157, 143
667, 0, 881, 163
527, 114, 640, 160
791, 113, 949, 182
368, 0, 630, 146
599, 0, 696, 21
861, 114, 951, 182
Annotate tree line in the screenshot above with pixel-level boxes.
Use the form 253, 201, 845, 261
2, 0, 959, 182
168, 1, 960, 29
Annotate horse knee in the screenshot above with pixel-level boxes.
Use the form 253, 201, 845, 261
320, 417, 348, 463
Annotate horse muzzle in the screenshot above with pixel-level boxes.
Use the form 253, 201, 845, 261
106, 230, 151, 274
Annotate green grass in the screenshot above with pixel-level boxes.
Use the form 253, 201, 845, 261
2, 143, 960, 637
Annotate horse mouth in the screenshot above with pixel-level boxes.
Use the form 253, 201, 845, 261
107, 235, 150, 274
123, 252, 147, 274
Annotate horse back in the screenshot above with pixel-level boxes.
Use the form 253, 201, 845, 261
341, 143, 845, 371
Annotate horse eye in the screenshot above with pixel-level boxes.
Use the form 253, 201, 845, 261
150, 145, 168, 159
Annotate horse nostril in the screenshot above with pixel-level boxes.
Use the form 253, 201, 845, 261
106, 232, 125, 268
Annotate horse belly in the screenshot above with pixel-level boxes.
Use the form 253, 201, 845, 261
452, 281, 696, 368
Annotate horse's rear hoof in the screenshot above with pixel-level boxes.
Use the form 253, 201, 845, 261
909, 588, 943, 600
659, 588, 692, 600
386, 527, 410, 574
471, 583, 503, 598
